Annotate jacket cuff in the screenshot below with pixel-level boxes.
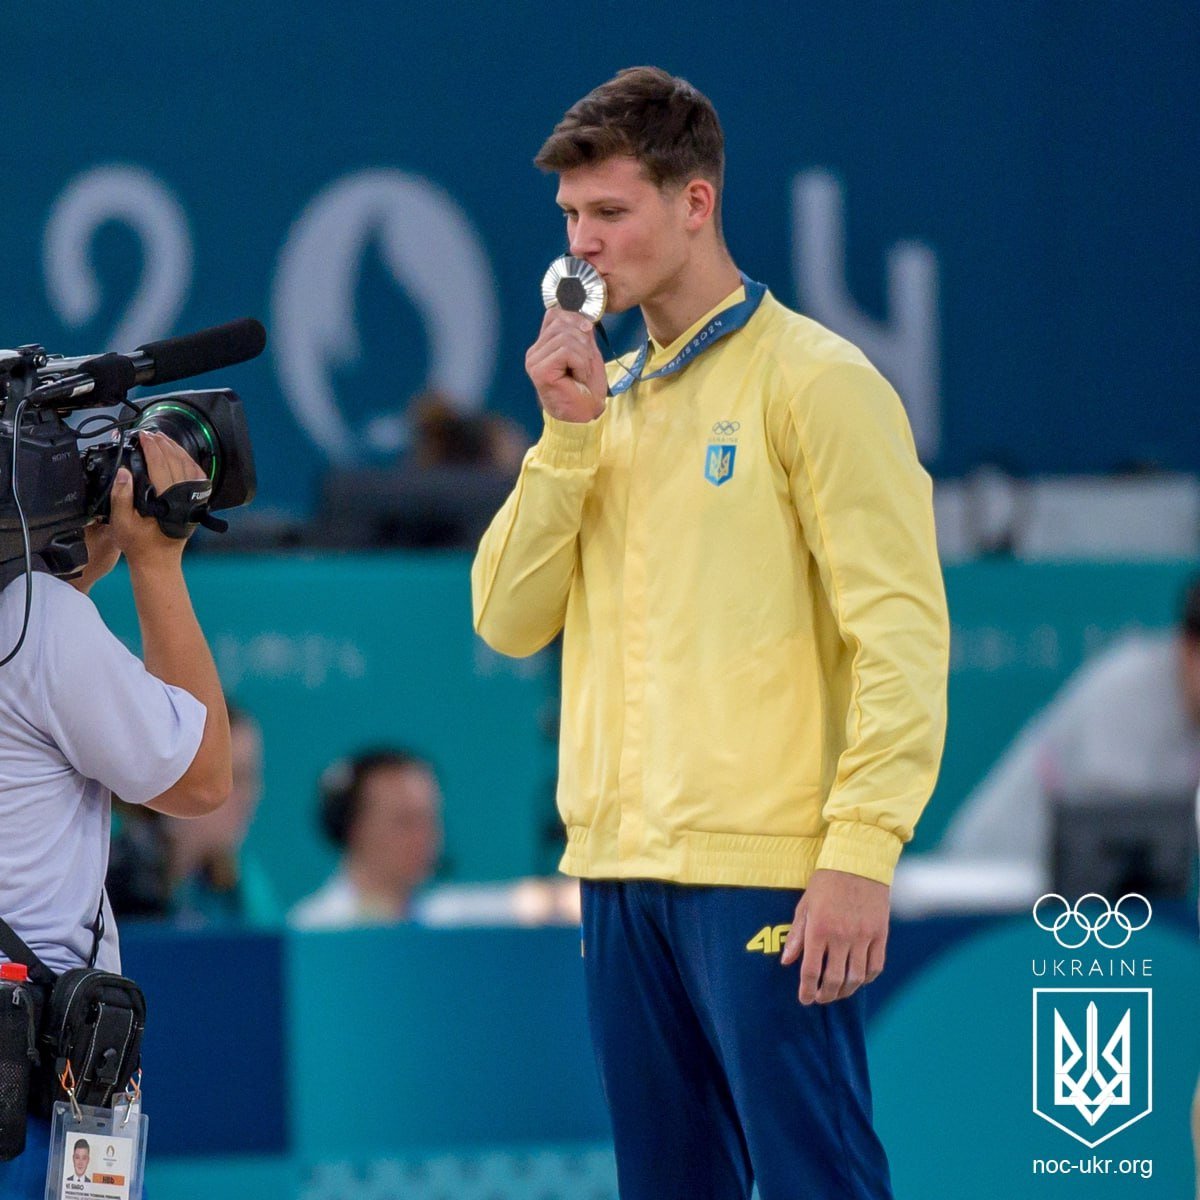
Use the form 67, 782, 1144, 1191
815, 819, 905, 885
534, 409, 605, 469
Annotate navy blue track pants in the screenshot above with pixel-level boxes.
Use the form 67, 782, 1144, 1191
581, 880, 894, 1200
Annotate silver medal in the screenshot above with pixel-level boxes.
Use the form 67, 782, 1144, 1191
541, 256, 607, 324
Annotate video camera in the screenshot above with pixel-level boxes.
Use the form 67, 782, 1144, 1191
0, 318, 264, 595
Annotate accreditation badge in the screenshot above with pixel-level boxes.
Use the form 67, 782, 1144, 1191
45, 1096, 148, 1200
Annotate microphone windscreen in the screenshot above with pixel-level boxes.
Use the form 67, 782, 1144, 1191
80, 353, 137, 405
136, 318, 267, 385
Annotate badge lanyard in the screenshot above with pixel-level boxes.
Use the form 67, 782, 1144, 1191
46, 1070, 148, 1200
605, 275, 767, 397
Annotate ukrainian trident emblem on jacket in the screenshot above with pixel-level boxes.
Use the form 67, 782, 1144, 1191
705, 419, 740, 486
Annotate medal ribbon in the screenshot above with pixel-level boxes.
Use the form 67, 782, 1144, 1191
607, 275, 767, 396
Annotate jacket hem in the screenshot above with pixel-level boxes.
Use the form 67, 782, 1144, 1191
562, 825, 837, 889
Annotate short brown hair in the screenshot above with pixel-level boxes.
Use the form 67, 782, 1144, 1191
535, 66, 725, 198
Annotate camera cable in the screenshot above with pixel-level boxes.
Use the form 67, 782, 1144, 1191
0, 397, 35, 667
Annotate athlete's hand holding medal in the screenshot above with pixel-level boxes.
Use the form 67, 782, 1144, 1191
528, 256, 609, 423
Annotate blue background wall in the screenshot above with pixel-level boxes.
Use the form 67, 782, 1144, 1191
4, 2, 1197, 516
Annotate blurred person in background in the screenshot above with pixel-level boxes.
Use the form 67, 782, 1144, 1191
939, 576, 1200, 870
314, 392, 530, 550
166, 702, 280, 927
106, 798, 172, 920
289, 748, 443, 929
409, 390, 529, 476
472, 67, 947, 1200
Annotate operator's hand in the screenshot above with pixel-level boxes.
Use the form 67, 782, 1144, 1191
108, 431, 207, 566
70, 520, 122, 595
525, 308, 607, 423
780, 869, 890, 1005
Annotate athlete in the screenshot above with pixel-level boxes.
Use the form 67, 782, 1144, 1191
472, 66, 948, 1199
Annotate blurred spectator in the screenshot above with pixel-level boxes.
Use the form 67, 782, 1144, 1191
106, 800, 171, 919
289, 748, 443, 929
938, 576, 1200, 872
165, 703, 280, 927
313, 392, 531, 550
482, 413, 531, 477
409, 391, 527, 474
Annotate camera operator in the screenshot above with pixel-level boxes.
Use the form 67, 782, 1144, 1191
0, 432, 231, 1196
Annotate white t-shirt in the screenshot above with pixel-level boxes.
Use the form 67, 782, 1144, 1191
0, 572, 206, 974
288, 872, 446, 930
940, 634, 1200, 863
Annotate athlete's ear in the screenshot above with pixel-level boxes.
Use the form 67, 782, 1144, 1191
681, 179, 717, 231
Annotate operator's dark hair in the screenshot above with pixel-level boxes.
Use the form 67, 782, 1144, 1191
317, 747, 433, 849
73, 1139, 89, 1153
1180, 575, 1200, 641
535, 66, 725, 224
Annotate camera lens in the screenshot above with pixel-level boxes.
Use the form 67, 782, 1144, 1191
134, 401, 220, 485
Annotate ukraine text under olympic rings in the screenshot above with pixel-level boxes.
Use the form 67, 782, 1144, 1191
1031, 893, 1152, 950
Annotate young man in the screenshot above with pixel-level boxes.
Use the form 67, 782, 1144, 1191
472, 67, 948, 1199
288, 749, 444, 930
66, 1140, 91, 1183
0, 434, 232, 1197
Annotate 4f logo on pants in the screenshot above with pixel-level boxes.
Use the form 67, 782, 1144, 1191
746, 924, 791, 953
1033, 989, 1152, 1147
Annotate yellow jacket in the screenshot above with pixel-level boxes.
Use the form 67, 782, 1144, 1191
472, 287, 948, 887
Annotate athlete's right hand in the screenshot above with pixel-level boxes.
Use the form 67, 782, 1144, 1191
525, 308, 607, 423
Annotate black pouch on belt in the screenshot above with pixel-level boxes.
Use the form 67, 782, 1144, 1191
31, 967, 147, 1116
0, 905, 146, 1122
